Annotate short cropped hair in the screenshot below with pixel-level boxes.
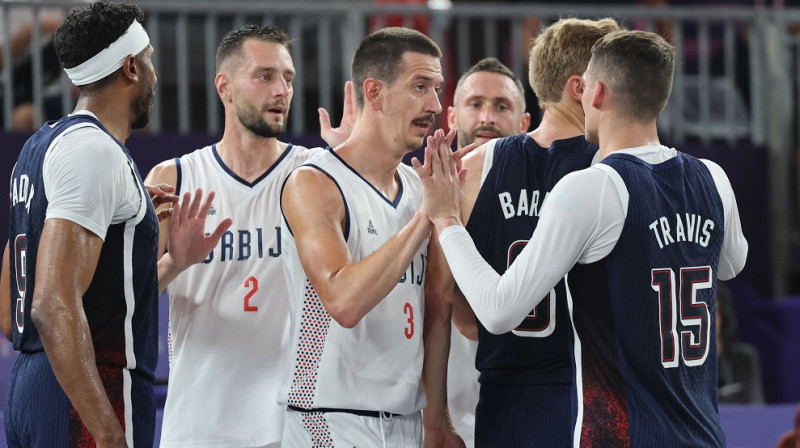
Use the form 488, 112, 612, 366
528, 17, 619, 105
55, 1, 145, 87
589, 30, 676, 122
216, 24, 292, 73
351, 27, 441, 109
454, 57, 526, 112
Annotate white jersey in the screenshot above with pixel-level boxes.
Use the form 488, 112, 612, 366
280, 149, 428, 415
161, 143, 321, 448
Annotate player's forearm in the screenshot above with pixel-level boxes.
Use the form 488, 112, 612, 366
452, 289, 478, 341
31, 298, 126, 446
1, 242, 12, 341
321, 210, 431, 328
421, 288, 452, 431
156, 252, 181, 294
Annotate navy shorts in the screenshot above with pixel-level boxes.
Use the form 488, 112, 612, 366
4, 351, 155, 447
475, 382, 575, 448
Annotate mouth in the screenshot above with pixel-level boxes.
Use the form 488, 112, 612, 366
474, 127, 500, 142
266, 103, 287, 116
412, 116, 434, 133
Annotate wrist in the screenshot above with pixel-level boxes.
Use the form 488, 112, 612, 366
432, 214, 461, 233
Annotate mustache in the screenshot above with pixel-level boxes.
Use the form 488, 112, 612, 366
412, 115, 435, 126
265, 100, 288, 111
473, 125, 501, 136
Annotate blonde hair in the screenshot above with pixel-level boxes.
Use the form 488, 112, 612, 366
528, 17, 620, 105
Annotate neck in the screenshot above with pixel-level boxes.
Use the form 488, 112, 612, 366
336, 118, 404, 195
528, 102, 584, 147
596, 118, 661, 160
217, 122, 286, 183
73, 91, 132, 143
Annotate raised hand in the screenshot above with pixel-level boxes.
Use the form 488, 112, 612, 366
412, 129, 471, 231
167, 188, 233, 272
319, 80, 357, 148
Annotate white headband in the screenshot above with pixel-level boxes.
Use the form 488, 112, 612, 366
64, 20, 150, 86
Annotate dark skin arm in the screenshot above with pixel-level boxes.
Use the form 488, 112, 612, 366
1, 242, 11, 341
31, 219, 126, 447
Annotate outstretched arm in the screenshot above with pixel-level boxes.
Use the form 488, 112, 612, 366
414, 131, 615, 334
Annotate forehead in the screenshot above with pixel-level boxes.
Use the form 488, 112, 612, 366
459, 71, 519, 101
398, 51, 442, 81
238, 39, 295, 72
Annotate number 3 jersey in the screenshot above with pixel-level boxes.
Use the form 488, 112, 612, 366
466, 134, 597, 386
161, 143, 320, 448
279, 148, 428, 415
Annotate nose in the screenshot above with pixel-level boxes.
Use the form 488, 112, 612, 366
274, 77, 290, 98
427, 90, 442, 115
478, 105, 495, 124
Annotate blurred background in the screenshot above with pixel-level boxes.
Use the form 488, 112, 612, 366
1, 0, 799, 446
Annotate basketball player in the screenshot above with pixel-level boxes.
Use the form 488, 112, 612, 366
145, 24, 355, 448
279, 27, 462, 446
418, 30, 748, 446
431, 18, 618, 446
3, 2, 228, 447
443, 57, 530, 447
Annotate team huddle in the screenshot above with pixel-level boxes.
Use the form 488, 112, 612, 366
2, 1, 747, 448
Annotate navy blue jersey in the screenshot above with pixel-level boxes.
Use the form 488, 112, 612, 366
466, 134, 597, 385
7, 115, 159, 380
568, 152, 725, 447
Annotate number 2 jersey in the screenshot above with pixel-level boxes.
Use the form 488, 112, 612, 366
161, 143, 320, 447
466, 134, 597, 386
279, 148, 428, 415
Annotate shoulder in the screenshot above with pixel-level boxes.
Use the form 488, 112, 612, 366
145, 157, 179, 188
284, 143, 327, 167
47, 125, 126, 173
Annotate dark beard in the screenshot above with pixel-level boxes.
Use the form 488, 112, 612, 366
131, 83, 153, 130
237, 103, 287, 138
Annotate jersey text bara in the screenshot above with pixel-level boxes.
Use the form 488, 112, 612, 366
498, 189, 549, 219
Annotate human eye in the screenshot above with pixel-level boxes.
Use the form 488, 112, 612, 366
496, 103, 510, 112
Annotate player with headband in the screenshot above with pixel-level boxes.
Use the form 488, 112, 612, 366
2, 2, 228, 447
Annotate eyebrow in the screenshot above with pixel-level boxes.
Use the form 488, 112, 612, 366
253, 65, 295, 74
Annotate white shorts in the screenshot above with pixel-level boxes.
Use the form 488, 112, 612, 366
282, 407, 422, 448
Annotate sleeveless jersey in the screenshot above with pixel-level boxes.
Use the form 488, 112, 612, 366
466, 134, 597, 385
8, 114, 159, 379
280, 149, 428, 415
568, 152, 726, 447
161, 144, 321, 447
